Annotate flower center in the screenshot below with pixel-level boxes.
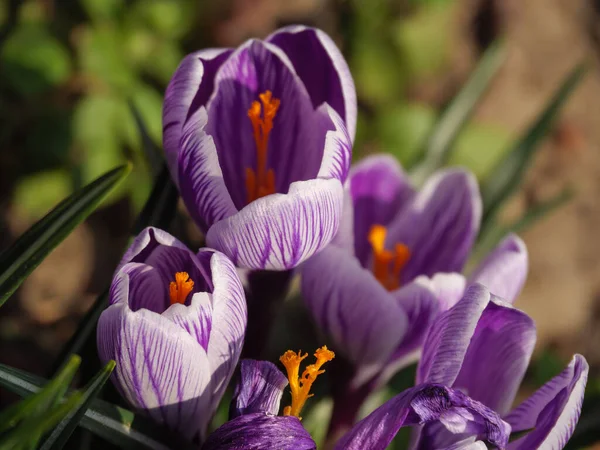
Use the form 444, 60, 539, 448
169, 272, 194, 305
245, 90, 280, 204
367, 224, 410, 291
279, 346, 335, 419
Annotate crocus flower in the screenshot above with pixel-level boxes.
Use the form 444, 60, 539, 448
162, 26, 355, 270
97, 227, 247, 441
409, 283, 588, 450
302, 154, 495, 388
202, 348, 510, 449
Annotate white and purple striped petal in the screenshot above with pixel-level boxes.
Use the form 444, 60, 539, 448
505, 354, 588, 449
202, 413, 315, 450
468, 234, 528, 303
98, 228, 247, 441
335, 384, 510, 450
230, 360, 288, 418
267, 25, 357, 140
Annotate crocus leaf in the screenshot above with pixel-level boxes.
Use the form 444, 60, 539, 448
129, 100, 163, 176
510, 187, 573, 234
0, 164, 131, 308
411, 40, 505, 183
481, 64, 586, 224
39, 360, 116, 450
0, 359, 173, 449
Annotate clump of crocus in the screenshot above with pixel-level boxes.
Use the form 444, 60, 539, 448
97, 227, 247, 441
162, 26, 356, 270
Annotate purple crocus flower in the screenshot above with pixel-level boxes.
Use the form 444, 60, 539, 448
162, 25, 355, 270
202, 353, 510, 449
97, 227, 247, 442
302, 154, 493, 388
409, 283, 588, 449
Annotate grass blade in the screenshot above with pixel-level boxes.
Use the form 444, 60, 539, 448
481, 64, 586, 223
0, 164, 131, 307
412, 40, 505, 182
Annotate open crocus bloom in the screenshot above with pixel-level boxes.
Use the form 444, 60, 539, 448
163, 26, 355, 270
302, 154, 494, 387
97, 227, 247, 442
411, 283, 588, 450
202, 351, 509, 450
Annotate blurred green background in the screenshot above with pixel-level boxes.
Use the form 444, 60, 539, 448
1, 0, 600, 446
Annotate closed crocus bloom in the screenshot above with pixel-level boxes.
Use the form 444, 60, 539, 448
203, 349, 509, 450
97, 227, 247, 442
162, 26, 355, 270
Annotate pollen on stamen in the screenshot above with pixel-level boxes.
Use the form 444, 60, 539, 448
279, 346, 334, 419
368, 224, 411, 291
169, 272, 194, 305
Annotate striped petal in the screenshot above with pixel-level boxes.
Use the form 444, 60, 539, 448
267, 25, 357, 140
335, 384, 510, 450
506, 354, 588, 450
468, 234, 528, 303
163, 48, 232, 185
206, 177, 344, 270
230, 360, 288, 418
203, 413, 315, 450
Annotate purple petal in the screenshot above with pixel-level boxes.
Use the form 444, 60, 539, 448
202, 413, 315, 450
375, 280, 441, 387
206, 39, 324, 209
506, 354, 588, 450
453, 295, 536, 415
206, 178, 344, 270
97, 303, 212, 441
163, 48, 232, 184
417, 284, 490, 386
267, 25, 357, 140
334, 384, 510, 450
112, 263, 167, 313
231, 360, 288, 418
315, 104, 352, 183
386, 169, 482, 283
162, 292, 213, 349
347, 155, 415, 267
468, 234, 528, 304
178, 107, 237, 232
301, 245, 408, 385
202, 250, 247, 415
119, 227, 187, 270
427, 273, 467, 312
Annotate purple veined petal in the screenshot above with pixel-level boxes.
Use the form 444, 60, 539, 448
163, 48, 232, 185
97, 303, 212, 441
468, 234, 528, 304
162, 291, 213, 349
505, 354, 588, 450
201, 250, 247, 415
206, 39, 325, 209
267, 25, 357, 140
347, 155, 415, 267
417, 284, 489, 386
315, 103, 352, 183
206, 177, 344, 270
426, 273, 467, 312
301, 245, 408, 385
334, 384, 510, 450
443, 439, 488, 450
178, 107, 237, 233
329, 190, 355, 253
230, 360, 288, 418
453, 295, 536, 415
202, 413, 315, 450
374, 280, 441, 388
119, 227, 186, 270
386, 169, 482, 284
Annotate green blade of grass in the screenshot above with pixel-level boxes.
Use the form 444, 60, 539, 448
0, 164, 131, 307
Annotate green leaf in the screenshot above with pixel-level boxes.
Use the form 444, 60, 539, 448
39, 361, 115, 450
0, 164, 130, 308
481, 64, 586, 224
0, 364, 173, 450
411, 40, 505, 181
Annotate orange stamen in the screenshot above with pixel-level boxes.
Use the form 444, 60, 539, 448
169, 272, 194, 305
367, 225, 411, 291
280, 346, 335, 419
246, 90, 280, 203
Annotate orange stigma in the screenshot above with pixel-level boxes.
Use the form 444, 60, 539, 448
368, 225, 410, 291
279, 346, 335, 419
169, 272, 194, 305
246, 90, 280, 204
